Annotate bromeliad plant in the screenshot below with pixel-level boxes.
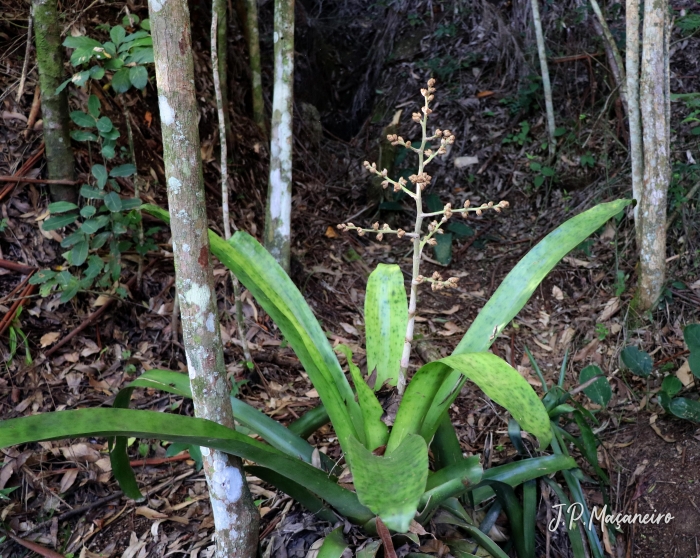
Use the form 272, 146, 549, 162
0, 80, 630, 556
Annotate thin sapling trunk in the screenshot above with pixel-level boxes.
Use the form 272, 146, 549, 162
148, 0, 259, 555
529, 0, 557, 160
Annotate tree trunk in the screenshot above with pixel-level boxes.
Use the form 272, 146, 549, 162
212, 0, 233, 149
264, 0, 294, 271
589, 0, 627, 114
245, 0, 265, 131
637, 0, 670, 310
529, 0, 556, 160
147, 0, 259, 556
626, 0, 643, 223
32, 0, 75, 202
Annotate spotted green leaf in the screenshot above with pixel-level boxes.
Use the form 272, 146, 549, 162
365, 263, 407, 389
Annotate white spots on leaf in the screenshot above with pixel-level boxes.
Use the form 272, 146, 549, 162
206, 313, 215, 332
158, 95, 174, 125
168, 176, 181, 195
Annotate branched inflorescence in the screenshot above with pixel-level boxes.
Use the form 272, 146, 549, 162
337, 78, 510, 392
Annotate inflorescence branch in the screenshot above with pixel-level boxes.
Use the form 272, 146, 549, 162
336, 78, 510, 393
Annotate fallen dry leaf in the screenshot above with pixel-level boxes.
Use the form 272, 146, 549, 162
40, 332, 61, 348
61, 443, 101, 463
676, 359, 694, 387
438, 321, 462, 336
552, 286, 564, 301
324, 226, 338, 238
598, 297, 621, 322
135, 506, 169, 520
649, 415, 675, 443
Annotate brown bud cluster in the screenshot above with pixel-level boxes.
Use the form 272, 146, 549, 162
397, 229, 406, 238
412, 112, 422, 123
408, 172, 432, 190
444, 203, 452, 219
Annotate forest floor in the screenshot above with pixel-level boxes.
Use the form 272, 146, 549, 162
1, 0, 700, 556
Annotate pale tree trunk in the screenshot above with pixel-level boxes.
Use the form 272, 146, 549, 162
245, 0, 265, 131
32, 0, 75, 202
264, 0, 294, 271
626, 0, 643, 223
147, 0, 259, 556
212, 0, 233, 148
637, 0, 671, 310
529, 0, 556, 159
589, 0, 627, 113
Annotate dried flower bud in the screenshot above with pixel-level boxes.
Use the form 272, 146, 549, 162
428, 78, 436, 87
443, 130, 452, 137
432, 271, 441, 280
428, 238, 437, 246
399, 177, 407, 186
425, 149, 433, 156
382, 224, 391, 231
372, 222, 379, 231
397, 136, 404, 144
494, 206, 501, 213
421, 88, 428, 97
405, 140, 412, 147
381, 169, 388, 177
438, 146, 447, 155
347, 223, 355, 228
428, 221, 437, 232
412, 112, 421, 123
488, 201, 494, 208
337, 223, 346, 230
357, 229, 365, 236
382, 180, 389, 189
428, 94, 434, 101
447, 136, 455, 144
476, 209, 482, 216
431, 282, 439, 291
376, 233, 383, 241
447, 277, 459, 286
435, 129, 443, 137
436, 229, 444, 234
393, 183, 401, 193
444, 203, 452, 218
416, 275, 425, 283
499, 200, 510, 208
387, 134, 397, 142
397, 229, 405, 238
463, 200, 471, 208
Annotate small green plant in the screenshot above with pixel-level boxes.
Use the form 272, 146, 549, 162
622, 328, 700, 421
7, 308, 31, 365
580, 152, 595, 168
503, 121, 531, 146
1, 80, 630, 557
0, 218, 8, 233
613, 269, 627, 296
57, 15, 153, 95
30, 17, 158, 303
594, 323, 608, 341
528, 158, 555, 188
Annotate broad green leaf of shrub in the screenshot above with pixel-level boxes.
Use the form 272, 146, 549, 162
365, 264, 407, 390
129, 65, 148, 90
422, 199, 632, 440
669, 398, 700, 422
346, 433, 428, 533
43, 213, 78, 231
620, 346, 652, 377
392, 353, 552, 451
48, 202, 78, 214
111, 68, 132, 93
661, 375, 683, 397
578, 365, 611, 408
70, 110, 95, 128
684, 324, 700, 353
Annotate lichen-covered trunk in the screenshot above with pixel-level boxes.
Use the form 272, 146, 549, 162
264, 0, 294, 271
32, 0, 75, 202
637, 0, 670, 310
245, 0, 265, 130
626, 0, 643, 223
529, 0, 556, 160
147, 0, 259, 556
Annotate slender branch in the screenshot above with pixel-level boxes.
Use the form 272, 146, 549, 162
212, 10, 253, 368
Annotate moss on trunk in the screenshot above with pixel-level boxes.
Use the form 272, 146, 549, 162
33, 0, 75, 202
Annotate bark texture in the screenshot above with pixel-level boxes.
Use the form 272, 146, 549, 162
147, 0, 259, 555
212, 0, 233, 148
264, 0, 295, 271
637, 0, 670, 310
245, 0, 265, 130
626, 0, 643, 222
529, 0, 556, 159
32, 0, 75, 202
589, 0, 627, 114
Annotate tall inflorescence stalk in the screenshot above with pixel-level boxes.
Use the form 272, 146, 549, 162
338, 79, 508, 394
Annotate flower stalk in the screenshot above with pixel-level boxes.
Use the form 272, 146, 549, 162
338, 79, 508, 394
